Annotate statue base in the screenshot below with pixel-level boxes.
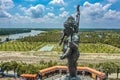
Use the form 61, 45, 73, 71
60, 75, 81, 80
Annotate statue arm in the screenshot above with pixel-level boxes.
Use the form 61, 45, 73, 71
69, 41, 79, 49
76, 5, 80, 30
60, 47, 71, 59
60, 40, 79, 60
69, 35, 80, 49
60, 35, 72, 60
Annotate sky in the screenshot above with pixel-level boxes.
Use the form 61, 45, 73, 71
0, 0, 120, 29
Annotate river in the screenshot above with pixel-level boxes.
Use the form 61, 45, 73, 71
0, 30, 44, 42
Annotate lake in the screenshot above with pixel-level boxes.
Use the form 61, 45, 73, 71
0, 30, 44, 42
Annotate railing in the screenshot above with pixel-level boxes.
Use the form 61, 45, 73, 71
39, 66, 106, 80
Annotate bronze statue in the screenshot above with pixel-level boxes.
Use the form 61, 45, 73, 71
59, 5, 80, 80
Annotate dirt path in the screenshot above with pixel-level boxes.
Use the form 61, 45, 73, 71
0, 51, 120, 64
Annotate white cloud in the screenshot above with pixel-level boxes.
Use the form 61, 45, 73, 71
107, 0, 117, 3
0, 0, 14, 9
11, 13, 31, 24
103, 4, 112, 10
104, 10, 120, 19
82, 1, 120, 21
1, 0, 120, 28
82, 1, 112, 20
46, 7, 54, 11
0, 0, 14, 18
80, 1, 120, 28
19, 5, 26, 12
0, 10, 12, 18
60, 7, 65, 11
49, 0, 65, 6
24, 0, 36, 2
47, 13, 55, 18
59, 11, 69, 18
1, 11, 65, 28
0, 0, 65, 28
22, 4, 45, 18
83, 1, 91, 7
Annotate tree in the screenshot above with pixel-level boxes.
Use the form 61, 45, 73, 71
96, 62, 116, 78
16, 63, 22, 76
5, 38, 10, 42
11, 61, 18, 77
17, 65, 27, 76
115, 63, 120, 79
1, 62, 8, 74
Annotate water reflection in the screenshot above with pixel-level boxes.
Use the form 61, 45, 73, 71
0, 30, 44, 42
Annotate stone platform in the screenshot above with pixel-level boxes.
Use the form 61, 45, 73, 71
55, 75, 81, 80
60, 76, 81, 80
44, 75, 93, 80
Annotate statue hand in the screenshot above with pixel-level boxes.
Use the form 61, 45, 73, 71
60, 55, 63, 60
60, 55, 65, 60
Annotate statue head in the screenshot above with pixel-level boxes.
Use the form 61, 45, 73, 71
63, 16, 77, 36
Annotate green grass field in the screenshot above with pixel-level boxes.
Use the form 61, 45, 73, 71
0, 41, 43, 51
0, 30, 120, 53
0, 41, 120, 53
54, 43, 120, 53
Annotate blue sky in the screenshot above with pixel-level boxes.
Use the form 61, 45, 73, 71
0, 0, 120, 28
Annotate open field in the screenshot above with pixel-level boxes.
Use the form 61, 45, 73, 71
0, 41, 44, 51
0, 29, 120, 53
0, 41, 120, 53
0, 51, 119, 64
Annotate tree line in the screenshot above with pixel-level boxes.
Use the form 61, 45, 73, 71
0, 28, 31, 36
0, 60, 57, 77
0, 61, 119, 79
17, 30, 120, 48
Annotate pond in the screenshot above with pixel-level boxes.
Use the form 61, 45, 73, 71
0, 30, 44, 42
